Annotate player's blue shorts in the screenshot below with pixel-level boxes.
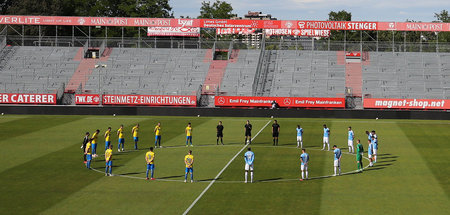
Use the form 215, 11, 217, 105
155, 135, 161, 141
87, 154, 92, 161
147, 164, 155, 170
106, 160, 112, 166
185, 167, 193, 173
119, 138, 124, 144
105, 141, 111, 150
186, 136, 192, 141
134, 137, 138, 142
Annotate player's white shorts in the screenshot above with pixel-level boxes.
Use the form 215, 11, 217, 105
297, 136, 302, 142
334, 160, 340, 167
348, 140, 353, 146
323, 137, 329, 144
301, 164, 308, 171
373, 149, 377, 154
368, 154, 372, 159
245, 163, 254, 171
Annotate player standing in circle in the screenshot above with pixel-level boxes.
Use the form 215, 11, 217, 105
132, 124, 139, 150
105, 144, 113, 176
184, 150, 194, 183
348, 126, 354, 153
154, 122, 162, 148
356, 139, 364, 172
367, 140, 374, 167
322, 124, 330, 151
296, 125, 303, 148
300, 149, 309, 181
91, 129, 100, 158
185, 123, 193, 147
244, 147, 255, 183
333, 145, 342, 176
272, 120, 280, 146
85, 139, 93, 169
244, 120, 252, 144
145, 147, 155, 180
117, 125, 125, 152
104, 127, 111, 151
81, 132, 90, 164
371, 134, 378, 163
216, 121, 224, 145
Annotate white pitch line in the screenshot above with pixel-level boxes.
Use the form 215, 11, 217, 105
181, 120, 272, 215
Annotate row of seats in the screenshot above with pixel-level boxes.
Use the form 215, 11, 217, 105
363, 52, 450, 99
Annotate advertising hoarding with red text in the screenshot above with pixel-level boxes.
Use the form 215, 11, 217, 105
215, 96, 345, 108
364, 98, 449, 110
102, 95, 197, 106
0, 93, 56, 104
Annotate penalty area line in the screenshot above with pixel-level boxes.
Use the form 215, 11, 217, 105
181, 120, 272, 215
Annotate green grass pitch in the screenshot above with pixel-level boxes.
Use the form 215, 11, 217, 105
0, 114, 449, 214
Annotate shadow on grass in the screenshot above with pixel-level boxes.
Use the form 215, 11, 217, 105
379, 156, 399, 160
372, 163, 393, 168
197, 178, 222, 182
258, 177, 283, 182
364, 167, 385, 171
376, 159, 396, 164
158, 175, 185, 179
120, 171, 146, 176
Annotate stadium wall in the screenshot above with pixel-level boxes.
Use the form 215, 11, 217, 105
0, 105, 448, 120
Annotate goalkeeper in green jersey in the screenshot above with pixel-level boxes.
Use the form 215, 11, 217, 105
356, 139, 364, 172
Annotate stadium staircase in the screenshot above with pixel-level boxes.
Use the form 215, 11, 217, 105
201, 49, 243, 95
65, 47, 111, 92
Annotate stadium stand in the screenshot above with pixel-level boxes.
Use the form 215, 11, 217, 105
220, 49, 260, 96
257, 50, 345, 98
0, 46, 79, 94
1, 44, 449, 102
362, 52, 450, 99
84, 48, 210, 95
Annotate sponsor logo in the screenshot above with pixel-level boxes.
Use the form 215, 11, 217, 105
78, 18, 86, 25
298, 21, 305, 28
389, 22, 395, 29
178, 19, 194, 27
283, 98, 291, 105
218, 97, 225, 104
251, 21, 259, 28
285, 21, 293, 28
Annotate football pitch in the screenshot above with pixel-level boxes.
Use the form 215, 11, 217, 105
0, 114, 449, 215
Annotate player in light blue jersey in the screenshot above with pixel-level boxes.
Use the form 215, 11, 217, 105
367, 140, 374, 167
371, 134, 378, 163
300, 149, 309, 181
366, 130, 373, 141
348, 126, 355, 153
244, 148, 255, 183
333, 145, 342, 176
296, 125, 303, 148
322, 124, 330, 151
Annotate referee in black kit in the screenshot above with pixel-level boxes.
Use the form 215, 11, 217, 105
216, 121, 224, 145
272, 120, 280, 146
244, 120, 252, 144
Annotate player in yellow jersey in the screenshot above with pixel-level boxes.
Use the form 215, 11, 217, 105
104, 127, 111, 151
91, 129, 100, 157
85, 139, 93, 169
117, 125, 124, 152
154, 122, 162, 148
105, 144, 113, 176
145, 147, 155, 180
184, 150, 194, 183
185, 122, 193, 147
132, 124, 139, 150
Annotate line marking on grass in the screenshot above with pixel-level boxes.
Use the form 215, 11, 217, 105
181, 120, 272, 215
